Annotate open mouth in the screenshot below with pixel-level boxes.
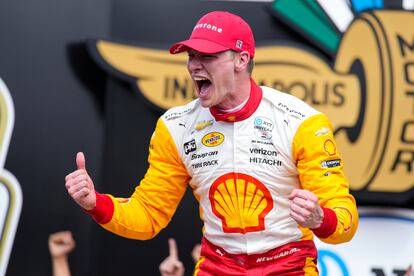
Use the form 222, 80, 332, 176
194, 77, 212, 96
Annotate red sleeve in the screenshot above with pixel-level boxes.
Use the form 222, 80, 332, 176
83, 192, 114, 224
311, 207, 338, 239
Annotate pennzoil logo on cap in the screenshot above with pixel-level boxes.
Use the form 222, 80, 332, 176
202, 132, 224, 147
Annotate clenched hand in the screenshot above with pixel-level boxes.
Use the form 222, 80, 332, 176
289, 189, 324, 229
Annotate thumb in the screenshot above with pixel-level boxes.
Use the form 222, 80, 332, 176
288, 189, 297, 200
76, 152, 86, 170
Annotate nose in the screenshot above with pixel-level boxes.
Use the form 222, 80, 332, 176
187, 56, 202, 72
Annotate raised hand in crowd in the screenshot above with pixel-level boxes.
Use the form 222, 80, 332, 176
48, 230, 76, 276
159, 238, 185, 276
405, 264, 412, 276
191, 243, 201, 263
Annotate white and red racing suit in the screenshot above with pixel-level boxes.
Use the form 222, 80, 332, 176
86, 79, 358, 275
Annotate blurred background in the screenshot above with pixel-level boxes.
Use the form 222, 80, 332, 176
0, 0, 413, 275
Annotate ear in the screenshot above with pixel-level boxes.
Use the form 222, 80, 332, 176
234, 51, 250, 72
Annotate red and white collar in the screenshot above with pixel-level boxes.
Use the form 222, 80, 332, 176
209, 79, 262, 122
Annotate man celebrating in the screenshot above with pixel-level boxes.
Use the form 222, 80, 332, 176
65, 11, 358, 275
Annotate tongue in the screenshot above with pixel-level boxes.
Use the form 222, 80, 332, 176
200, 82, 211, 96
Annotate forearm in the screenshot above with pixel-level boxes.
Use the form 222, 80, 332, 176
51, 256, 71, 276
86, 118, 190, 239
101, 191, 185, 240
318, 197, 358, 243
84, 167, 188, 240
293, 114, 359, 243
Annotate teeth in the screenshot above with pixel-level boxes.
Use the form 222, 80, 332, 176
194, 77, 208, 81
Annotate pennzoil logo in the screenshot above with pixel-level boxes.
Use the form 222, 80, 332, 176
209, 172, 273, 234
87, 3, 414, 203
202, 132, 224, 147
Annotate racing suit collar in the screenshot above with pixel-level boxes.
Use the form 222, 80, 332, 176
209, 78, 262, 122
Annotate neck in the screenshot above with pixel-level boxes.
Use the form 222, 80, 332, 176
216, 76, 251, 110
209, 78, 262, 122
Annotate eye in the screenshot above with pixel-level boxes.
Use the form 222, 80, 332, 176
202, 54, 215, 59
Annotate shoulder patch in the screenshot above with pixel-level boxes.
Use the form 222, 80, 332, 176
261, 87, 320, 120
276, 102, 306, 119
163, 99, 198, 121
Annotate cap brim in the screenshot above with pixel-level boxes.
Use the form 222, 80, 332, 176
169, 38, 229, 55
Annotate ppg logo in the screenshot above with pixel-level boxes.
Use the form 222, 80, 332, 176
184, 138, 197, 155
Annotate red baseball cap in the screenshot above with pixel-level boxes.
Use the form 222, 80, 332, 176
169, 11, 255, 58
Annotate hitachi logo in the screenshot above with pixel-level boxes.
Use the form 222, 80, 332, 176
193, 23, 223, 33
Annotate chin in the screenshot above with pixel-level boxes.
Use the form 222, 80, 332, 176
199, 100, 212, 108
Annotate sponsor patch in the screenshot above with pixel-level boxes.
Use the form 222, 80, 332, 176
315, 127, 331, 136
227, 115, 237, 122
254, 117, 274, 140
277, 103, 305, 118
249, 148, 279, 157
178, 121, 187, 128
323, 139, 337, 156
191, 150, 218, 160
194, 120, 213, 131
202, 132, 224, 147
184, 138, 197, 154
250, 157, 282, 166
191, 159, 218, 169
165, 106, 193, 120
321, 159, 341, 169
236, 40, 243, 49
251, 139, 274, 146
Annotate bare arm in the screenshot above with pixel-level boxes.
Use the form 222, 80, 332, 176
48, 231, 76, 276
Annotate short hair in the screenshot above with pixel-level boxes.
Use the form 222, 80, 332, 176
231, 50, 254, 75
247, 58, 254, 75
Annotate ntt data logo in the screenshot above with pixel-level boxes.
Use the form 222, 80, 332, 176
88, 0, 414, 203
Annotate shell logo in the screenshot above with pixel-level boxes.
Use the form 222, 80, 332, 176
202, 132, 224, 147
324, 139, 336, 156
209, 172, 273, 234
